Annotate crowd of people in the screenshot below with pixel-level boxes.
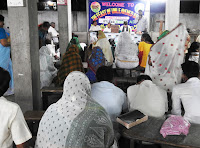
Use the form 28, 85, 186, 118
1, 12, 200, 148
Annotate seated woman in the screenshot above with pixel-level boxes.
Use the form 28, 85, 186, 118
145, 23, 189, 92
91, 66, 127, 121
127, 75, 168, 118
185, 42, 200, 64
86, 46, 106, 83
35, 71, 114, 148
138, 33, 154, 68
39, 46, 58, 88
66, 36, 84, 60
115, 32, 139, 69
93, 30, 113, 65
54, 45, 84, 86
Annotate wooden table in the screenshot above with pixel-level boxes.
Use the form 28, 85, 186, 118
116, 117, 200, 148
41, 87, 63, 110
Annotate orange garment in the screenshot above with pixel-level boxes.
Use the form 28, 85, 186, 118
138, 41, 152, 68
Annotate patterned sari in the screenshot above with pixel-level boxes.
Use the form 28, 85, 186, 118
93, 31, 113, 64
35, 71, 114, 148
86, 47, 106, 83
145, 24, 188, 92
55, 45, 84, 86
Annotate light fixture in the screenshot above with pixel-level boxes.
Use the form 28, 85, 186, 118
47, 1, 54, 6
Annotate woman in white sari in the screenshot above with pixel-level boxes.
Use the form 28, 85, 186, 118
35, 71, 114, 148
115, 32, 139, 69
145, 24, 188, 92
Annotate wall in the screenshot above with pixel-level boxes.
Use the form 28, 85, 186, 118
150, 13, 200, 32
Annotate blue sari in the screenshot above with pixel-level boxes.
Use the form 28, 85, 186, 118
0, 28, 14, 94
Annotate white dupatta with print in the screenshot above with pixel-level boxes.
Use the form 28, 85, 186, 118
145, 24, 188, 92
35, 71, 114, 148
115, 32, 139, 69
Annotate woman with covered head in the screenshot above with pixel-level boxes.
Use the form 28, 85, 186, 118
185, 42, 200, 64
115, 32, 139, 69
35, 71, 114, 148
86, 46, 106, 83
93, 30, 113, 65
145, 24, 188, 92
54, 45, 84, 86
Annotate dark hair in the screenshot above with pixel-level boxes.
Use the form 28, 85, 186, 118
181, 61, 199, 79
124, 21, 128, 25
137, 75, 152, 83
42, 21, 50, 29
96, 66, 113, 82
185, 42, 200, 62
92, 20, 97, 24
142, 33, 154, 44
0, 67, 11, 96
0, 14, 4, 22
45, 39, 51, 44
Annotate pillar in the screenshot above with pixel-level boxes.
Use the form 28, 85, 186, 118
8, 0, 41, 112
57, 0, 72, 57
144, 0, 150, 33
165, 0, 180, 30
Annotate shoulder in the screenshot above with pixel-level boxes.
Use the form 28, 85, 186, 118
0, 97, 20, 117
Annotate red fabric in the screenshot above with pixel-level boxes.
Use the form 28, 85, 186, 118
138, 51, 143, 65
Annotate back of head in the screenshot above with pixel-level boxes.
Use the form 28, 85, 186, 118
0, 14, 4, 22
96, 66, 113, 82
42, 21, 50, 29
137, 75, 152, 84
181, 61, 199, 79
142, 33, 154, 44
0, 67, 11, 96
189, 42, 200, 52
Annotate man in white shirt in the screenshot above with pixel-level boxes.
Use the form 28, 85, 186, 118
127, 75, 168, 118
120, 21, 132, 32
172, 61, 200, 124
91, 66, 127, 121
0, 67, 32, 148
89, 20, 101, 32
104, 22, 111, 33
134, 10, 147, 33
48, 22, 59, 44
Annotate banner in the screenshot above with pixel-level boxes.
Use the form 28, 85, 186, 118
89, 0, 146, 31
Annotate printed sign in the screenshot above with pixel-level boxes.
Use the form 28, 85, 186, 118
57, 0, 67, 5
89, 0, 146, 31
7, 0, 25, 7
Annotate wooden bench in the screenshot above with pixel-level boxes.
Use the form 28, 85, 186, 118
41, 87, 63, 110
24, 111, 45, 136
117, 116, 200, 148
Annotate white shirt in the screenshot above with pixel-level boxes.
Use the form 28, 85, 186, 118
172, 78, 200, 124
127, 80, 168, 118
0, 97, 32, 148
89, 25, 101, 31
48, 26, 59, 43
91, 81, 127, 121
104, 27, 111, 33
120, 25, 132, 32
134, 16, 147, 32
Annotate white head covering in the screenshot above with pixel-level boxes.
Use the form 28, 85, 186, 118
145, 24, 188, 92
115, 32, 139, 69
128, 80, 168, 118
35, 71, 114, 148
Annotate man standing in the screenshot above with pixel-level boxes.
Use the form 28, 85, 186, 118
172, 61, 200, 124
48, 22, 59, 45
134, 10, 147, 33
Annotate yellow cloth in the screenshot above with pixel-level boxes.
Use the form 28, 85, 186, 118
139, 41, 152, 68
93, 31, 113, 63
